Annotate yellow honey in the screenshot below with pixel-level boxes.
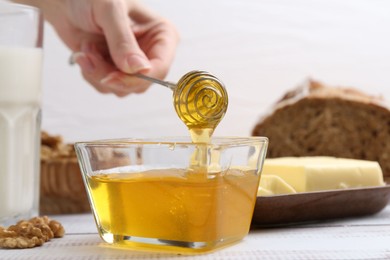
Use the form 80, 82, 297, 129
87, 168, 259, 253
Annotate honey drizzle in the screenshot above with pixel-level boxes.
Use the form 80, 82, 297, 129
172, 71, 228, 176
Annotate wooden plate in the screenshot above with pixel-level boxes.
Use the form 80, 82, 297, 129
252, 185, 390, 227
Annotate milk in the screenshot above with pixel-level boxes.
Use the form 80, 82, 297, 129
0, 46, 43, 224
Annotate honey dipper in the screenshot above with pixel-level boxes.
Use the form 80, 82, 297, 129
135, 71, 228, 133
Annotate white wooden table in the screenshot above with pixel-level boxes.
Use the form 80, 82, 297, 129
1, 205, 390, 259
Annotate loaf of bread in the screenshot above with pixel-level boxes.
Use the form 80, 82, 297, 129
252, 79, 390, 178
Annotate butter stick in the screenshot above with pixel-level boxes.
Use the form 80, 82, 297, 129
259, 157, 385, 195
258, 175, 296, 196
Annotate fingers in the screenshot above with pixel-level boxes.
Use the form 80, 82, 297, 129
72, 50, 151, 97
101, 71, 150, 94
65, 0, 179, 97
97, 19, 179, 95
93, 0, 151, 74
128, 0, 158, 23
133, 19, 179, 79
129, 2, 179, 80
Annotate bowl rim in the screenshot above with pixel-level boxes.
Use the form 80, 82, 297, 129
75, 136, 268, 148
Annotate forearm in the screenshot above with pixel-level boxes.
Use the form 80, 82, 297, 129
11, 0, 45, 8
11, 0, 63, 16
12, 0, 68, 29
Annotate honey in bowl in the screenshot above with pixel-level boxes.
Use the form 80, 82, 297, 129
87, 168, 259, 253
75, 72, 268, 254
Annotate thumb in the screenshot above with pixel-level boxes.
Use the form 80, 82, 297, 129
94, 2, 151, 74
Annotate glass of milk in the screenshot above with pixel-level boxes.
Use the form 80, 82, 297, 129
0, 3, 43, 225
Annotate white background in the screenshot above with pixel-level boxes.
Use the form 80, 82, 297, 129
41, 0, 390, 142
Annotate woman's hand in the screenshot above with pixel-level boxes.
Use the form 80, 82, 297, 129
16, 0, 179, 96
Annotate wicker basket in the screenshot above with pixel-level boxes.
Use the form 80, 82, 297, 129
40, 157, 91, 215
39, 131, 90, 215
39, 131, 131, 214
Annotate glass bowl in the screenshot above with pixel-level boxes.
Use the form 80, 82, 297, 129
75, 136, 268, 254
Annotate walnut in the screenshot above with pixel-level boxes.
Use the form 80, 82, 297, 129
40, 145, 53, 160
41, 131, 76, 160
0, 236, 43, 249
0, 216, 65, 249
48, 220, 65, 238
0, 223, 44, 249
41, 131, 63, 149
